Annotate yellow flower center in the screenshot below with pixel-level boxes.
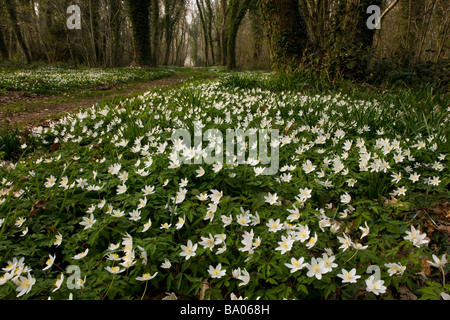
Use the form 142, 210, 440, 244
21, 280, 31, 289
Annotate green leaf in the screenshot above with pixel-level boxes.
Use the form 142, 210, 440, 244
296, 283, 308, 295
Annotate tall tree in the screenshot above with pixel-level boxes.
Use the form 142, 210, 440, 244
188, 12, 201, 66
196, 0, 210, 66
327, 0, 382, 78
5, 0, 31, 63
88, 0, 101, 65
258, 0, 308, 72
219, 0, 228, 66
150, 0, 160, 65
226, 0, 251, 69
0, 27, 9, 61
248, 0, 264, 66
397, 0, 442, 62
126, 0, 154, 67
204, 0, 216, 64
162, 0, 185, 65
0, 4, 9, 61
259, 0, 384, 76
109, 0, 123, 66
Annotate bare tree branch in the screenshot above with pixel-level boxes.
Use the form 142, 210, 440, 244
380, 0, 400, 21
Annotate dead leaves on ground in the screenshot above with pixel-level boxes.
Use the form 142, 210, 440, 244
426, 200, 450, 235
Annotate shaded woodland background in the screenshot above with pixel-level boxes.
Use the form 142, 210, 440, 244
0, 0, 448, 85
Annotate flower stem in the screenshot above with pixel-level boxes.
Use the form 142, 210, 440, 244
102, 274, 115, 300
344, 250, 358, 264
140, 280, 148, 300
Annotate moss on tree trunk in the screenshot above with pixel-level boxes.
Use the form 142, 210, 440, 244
226, 0, 251, 70
258, 0, 308, 72
127, 0, 154, 67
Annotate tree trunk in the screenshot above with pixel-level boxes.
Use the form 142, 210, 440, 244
226, 0, 250, 70
220, 0, 228, 66
88, 0, 102, 66
32, 0, 50, 62
249, 4, 264, 66
65, 28, 78, 69
127, 0, 154, 67
173, 18, 186, 65
163, 18, 172, 64
417, 0, 438, 61
397, 0, 426, 64
226, 28, 237, 69
196, 0, 209, 66
5, 0, 32, 63
355, 0, 382, 75
162, 0, 184, 65
205, 0, 215, 64
188, 19, 200, 66
110, 0, 122, 66
0, 2, 9, 61
258, 0, 308, 72
355, 0, 382, 51
0, 27, 9, 61
151, 0, 160, 65
323, 0, 382, 78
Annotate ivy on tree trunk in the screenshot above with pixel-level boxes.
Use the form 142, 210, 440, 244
127, 0, 155, 67
5, 0, 31, 64
226, 0, 251, 70
258, 0, 308, 72
0, 27, 9, 61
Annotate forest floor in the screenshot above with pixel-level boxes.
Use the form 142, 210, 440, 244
0, 68, 448, 301
0, 67, 217, 129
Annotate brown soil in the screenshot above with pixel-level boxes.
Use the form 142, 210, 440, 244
0, 74, 189, 128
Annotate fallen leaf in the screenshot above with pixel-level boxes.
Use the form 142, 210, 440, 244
398, 285, 417, 300
199, 279, 210, 300
50, 143, 61, 152
284, 123, 297, 135
419, 258, 431, 276
30, 199, 46, 217
0, 183, 14, 197
437, 224, 450, 233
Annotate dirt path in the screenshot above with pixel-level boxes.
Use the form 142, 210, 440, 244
0, 74, 189, 128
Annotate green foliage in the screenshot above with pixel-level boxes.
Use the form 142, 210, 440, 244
0, 125, 22, 161
369, 54, 449, 88
418, 282, 450, 300
0, 66, 175, 95
0, 71, 448, 300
